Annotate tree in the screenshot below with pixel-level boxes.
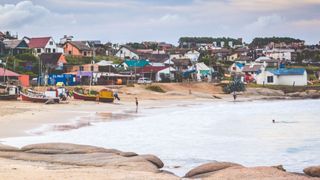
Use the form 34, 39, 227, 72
223, 79, 246, 94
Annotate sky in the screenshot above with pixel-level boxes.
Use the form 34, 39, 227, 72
0, 0, 319, 45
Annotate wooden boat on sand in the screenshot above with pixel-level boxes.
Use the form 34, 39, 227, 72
73, 89, 114, 103
0, 85, 19, 101
20, 92, 60, 103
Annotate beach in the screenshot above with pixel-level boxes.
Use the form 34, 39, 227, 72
0, 83, 320, 179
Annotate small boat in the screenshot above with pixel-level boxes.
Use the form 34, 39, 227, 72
73, 89, 114, 103
0, 85, 19, 101
98, 89, 114, 103
20, 92, 60, 103
73, 91, 97, 101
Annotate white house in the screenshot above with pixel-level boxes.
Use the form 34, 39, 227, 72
229, 62, 244, 73
195, 62, 212, 81
28, 37, 58, 56
115, 45, 139, 59
185, 50, 200, 62
264, 48, 295, 61
156, 67, 176, 82
256, 68, 307, 86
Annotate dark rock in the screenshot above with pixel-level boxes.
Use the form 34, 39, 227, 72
271, 165, 286, 172
184, 161, 242, 178
304, 166, 320, 177
139, 154, 164, 168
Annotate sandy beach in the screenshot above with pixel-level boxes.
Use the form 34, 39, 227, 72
0, 83, 320, 179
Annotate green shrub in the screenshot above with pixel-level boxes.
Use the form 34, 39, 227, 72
145, 85, 166, 93
223, 80, 246, 94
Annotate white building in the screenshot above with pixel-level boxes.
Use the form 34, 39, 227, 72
256, 68, 307, 86
115, 45, 139, 59
264, 49, 295, 61
28, 37, 58, 56
195, 62, 212, 82
185, 50, 200, 62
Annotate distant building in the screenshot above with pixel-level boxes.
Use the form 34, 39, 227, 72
3, 39, 29, 55
115, 45, 139, 60
28, 37, 58, 55
63, 41, 93, 57
264, 49, 295, 61
256, 68, 307, 86
40, 53, 67, 71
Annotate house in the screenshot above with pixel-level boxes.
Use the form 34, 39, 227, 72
195, 62, 212, 82
115, 45, 139, 59
3, 39, 29, 55
172, 58, 192, 72
229, 62, 245, 74
63, 41, 93, 57
137, 66, 175, 82
227, 53, 239, 61
28, 37, 58, 55
256, 68, 307, 86
185, 50, 200, 62
242, 64, 263, 82
255, 56, 278, 67
39, 53, 67, 71
122, 59, 150, 70
264, 48, 295, 61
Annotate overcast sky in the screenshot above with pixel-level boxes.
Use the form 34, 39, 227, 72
0, 0, 319, 45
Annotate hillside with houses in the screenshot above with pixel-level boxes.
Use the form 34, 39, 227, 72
1, 31, 320, 90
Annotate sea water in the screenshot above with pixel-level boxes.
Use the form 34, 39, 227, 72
2, 99, 320, 176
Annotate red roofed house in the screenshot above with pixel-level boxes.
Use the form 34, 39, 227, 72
0, 67, 30, 87
28, 37, 58, 56
63, 41, 93, 57
137, 66, 175, 82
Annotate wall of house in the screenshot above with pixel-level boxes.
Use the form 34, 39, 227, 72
185, 51, 200, 62
44, 38, 58, 53
257, 71, 307, 86
115, 47, 139, 59
277, 72, 307, 86
63, 43, 82, 56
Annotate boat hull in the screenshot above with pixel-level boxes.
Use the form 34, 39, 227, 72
20, 92, 59, 103
0, 94, 18, 100
99, 97, 114, 103
73, 92, 97, 101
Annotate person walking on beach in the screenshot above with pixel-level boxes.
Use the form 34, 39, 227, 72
135, 97, 139, 112
233, 91, 237, 101
114, 90, 120, 101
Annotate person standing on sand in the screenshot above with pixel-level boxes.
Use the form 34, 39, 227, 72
233, 91, 237, 101
135, 97, 139, 112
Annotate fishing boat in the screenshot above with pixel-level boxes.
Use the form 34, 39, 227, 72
98, 89, 114, 103
20, 92, 60, 103
73, 91, 98, 101
0, 85, 19, 100
73, 89, 114, 103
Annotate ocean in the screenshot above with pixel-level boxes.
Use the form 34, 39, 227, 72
2, 99, 320, 176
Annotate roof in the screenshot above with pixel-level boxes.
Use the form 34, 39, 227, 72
40, 53, 65, 65
68, 41, 91, 51
235, 62, 244, 68
3, 39, 28, 49
124, 59, 150, 67
96, 60, 113, 66
28, 37, 51, 48
267, 68, 305, 75
172, 58, 192, 66
141, 53, 170, 63
119, 45, 138, 54
196, 62, 210, 71
136, 66, 167, 73
0, 67, 20, 77
242, 65, 262, 72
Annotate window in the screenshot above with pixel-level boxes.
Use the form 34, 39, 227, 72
53, 49, 56, 53
49, 41, 53, 45
84, 51, 87, 56
37, 48, 41, 53
68, 51, 72, 55
267, 76, 274, 83
80, 66, 84, 71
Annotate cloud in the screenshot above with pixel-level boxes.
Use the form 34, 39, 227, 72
246, 14, 285, 30
0, 1, 50, 28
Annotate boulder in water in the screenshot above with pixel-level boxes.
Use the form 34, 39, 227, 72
304, 166, 320, 177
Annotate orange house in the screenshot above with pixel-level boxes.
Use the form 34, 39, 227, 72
63, 41, 93, 57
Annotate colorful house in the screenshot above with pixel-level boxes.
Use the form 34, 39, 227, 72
195, 62, 212, 82
3, 39, 29, 55
40, 53, 67, 71
136, 66, 175, 82
122, 59, 150, 70
63, 41, 93, 57
28, 37, 58, 55
256, 68, 307, 86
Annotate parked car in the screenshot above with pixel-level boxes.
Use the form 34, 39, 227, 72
137, 77, 152, 84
